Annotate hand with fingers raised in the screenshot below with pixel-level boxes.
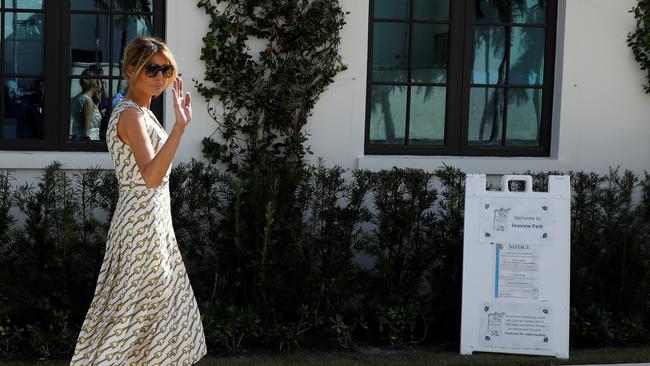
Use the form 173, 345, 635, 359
171, 76, 192, 132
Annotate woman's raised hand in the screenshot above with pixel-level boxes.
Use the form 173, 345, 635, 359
171, 76, 192, 131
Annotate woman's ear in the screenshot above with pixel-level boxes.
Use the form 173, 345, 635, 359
125, 65, 134, 79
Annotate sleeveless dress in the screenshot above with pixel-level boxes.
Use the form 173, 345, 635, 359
70, 93, 101, 140
70, 98, 207, 365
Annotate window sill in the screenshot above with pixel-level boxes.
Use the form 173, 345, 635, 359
357, 155, 565, 174
0, 151, 112, 170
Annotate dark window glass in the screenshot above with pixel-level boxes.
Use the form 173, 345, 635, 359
114, 0, 153, 12
0, 1, 164, 150
70, 14, 110, 75
4, 12, 44, 75
374, 0, 410, 19
71, 0, 109, 11
513, 0, 546, 24
372, 22, 409, 82
468, 87, 503, 146
411, 23, 448, 83
2, 77, 44, 140
475, 0, 507, 22
413, 0, 449, 20
409, 86, 446, 145
68, 2, 158, 144
506, 88, 542, 146
112, 14, 152, 70
366, 0, 556, 156
6, 0, 44, 10
472, 26, 506, 85
369, 85, 407, 144
510, 26, 545, 85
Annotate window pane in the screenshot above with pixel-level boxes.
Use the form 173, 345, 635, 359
472, 26, 506, 84
1, 78, 43, 140
112, 14, 152, 75
409, 86, 446, 145
468, 87, 503, 145
369, 85, 407, 144
110, 78, 128, 109
413, 0, 449, 20
69, 77, 109, 141
475, 0, 508, 22
71, 0, 110, 11
510, 27, 545, 85
5, 0, 44, 9
374, 0, 410, 19
71, 14, 110, 75
3, 12, 44, 75
115, 0, 153, 12
506, 88, 542, 146
512, 0, 545, 24
411, 24, 448, 83
372, 22, 409, 82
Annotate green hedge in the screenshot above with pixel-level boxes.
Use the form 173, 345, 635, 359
0, 162, 649, 360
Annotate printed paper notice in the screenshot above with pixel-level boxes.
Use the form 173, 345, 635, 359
494, 243, 541, 300
479, 302, 553, 351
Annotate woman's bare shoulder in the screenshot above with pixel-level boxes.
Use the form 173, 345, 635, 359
116, 106, 148, 145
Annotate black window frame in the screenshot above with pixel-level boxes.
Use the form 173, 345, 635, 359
364, 0, 558, 157
0, 0, 166, 152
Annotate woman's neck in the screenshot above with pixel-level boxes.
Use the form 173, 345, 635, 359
124, 91, 151, 110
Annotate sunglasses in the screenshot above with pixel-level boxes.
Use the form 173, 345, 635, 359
143, 63, 174, 78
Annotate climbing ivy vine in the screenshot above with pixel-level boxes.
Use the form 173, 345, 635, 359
195, 0, 347, 171
628, 0, 650, 93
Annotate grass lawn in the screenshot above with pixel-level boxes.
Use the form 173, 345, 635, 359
2, 346, 650, 366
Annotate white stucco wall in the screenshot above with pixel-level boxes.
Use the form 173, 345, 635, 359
0, 0, 648, 176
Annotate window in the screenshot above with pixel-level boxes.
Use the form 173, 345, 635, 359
365, 0, 557, 156
0, 0, 165, 151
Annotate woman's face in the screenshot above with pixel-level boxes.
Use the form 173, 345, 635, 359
128, 52, 170, 97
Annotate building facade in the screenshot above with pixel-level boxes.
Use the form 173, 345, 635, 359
0, 0, 648, 177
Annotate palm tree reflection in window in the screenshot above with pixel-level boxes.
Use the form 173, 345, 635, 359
472, 0, 545, 146
91, 0, 152, 95
370, 15, 449, 145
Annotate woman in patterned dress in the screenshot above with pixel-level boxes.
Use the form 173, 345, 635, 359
70, 37, 207, 365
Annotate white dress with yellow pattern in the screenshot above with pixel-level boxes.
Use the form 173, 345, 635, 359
70, 98, 207, 365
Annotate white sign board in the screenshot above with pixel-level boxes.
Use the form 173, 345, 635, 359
460, 175, 570, 359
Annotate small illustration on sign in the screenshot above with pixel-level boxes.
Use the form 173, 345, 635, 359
487, 312, 506, 338
493, 208, 511, 232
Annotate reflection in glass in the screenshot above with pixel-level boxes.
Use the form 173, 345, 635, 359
472, 26, 506, 84
372, 22, 409, 82
370, 85, 407, 144
115, 0, 153, 12
113, 15, 152, 76
411, 24, 448, 83
6, 0, 44, 9
475, 0, 507, 22
71, 14, 110, 75
374, 0, 410, 19
413, 0, 449, 20
4, 12, 44, 75
2, 78, 44, 140
71, 0, 110, 11
409, 86, 446, 145
69, 71, 108, 141
468, 87, 503, 145
111, 79, 129, 109
512, 0, 545, 24
510, 27, 545, 85
506, 88, 542, 146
